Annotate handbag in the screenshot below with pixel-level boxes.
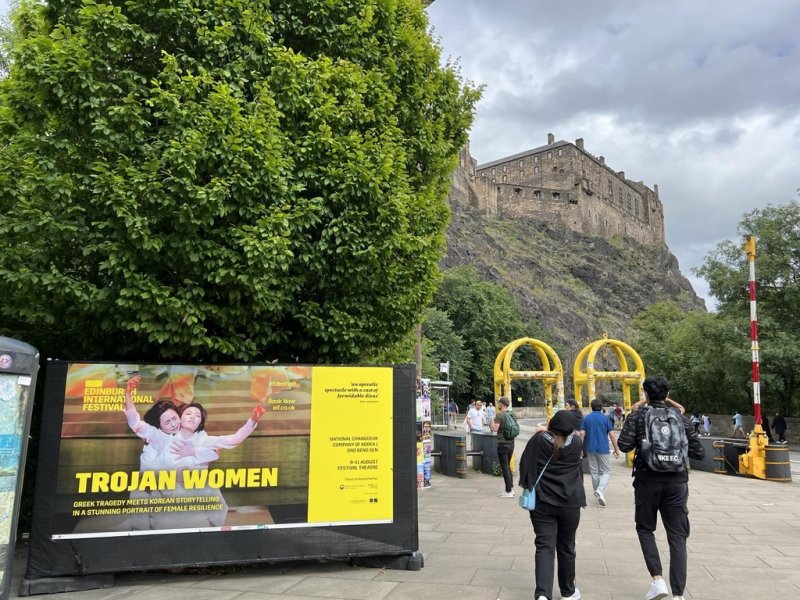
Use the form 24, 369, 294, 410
519, 454, 552, 511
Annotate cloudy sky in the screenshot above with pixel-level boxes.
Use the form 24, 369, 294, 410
2, 1, 798, 307
427, 0, 800, 308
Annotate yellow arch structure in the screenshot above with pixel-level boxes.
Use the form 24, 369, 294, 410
494, 338, 565, 419
573, 335, 645, 412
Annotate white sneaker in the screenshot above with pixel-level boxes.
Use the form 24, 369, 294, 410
562, 588, 581, 600
646, 578, 669, 600
536, 596, 547, 600
498, 490, 514, 498
594, 489, 606, 507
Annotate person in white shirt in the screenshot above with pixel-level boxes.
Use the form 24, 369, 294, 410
464, 401, 484, 433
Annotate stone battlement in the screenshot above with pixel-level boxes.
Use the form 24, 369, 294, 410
453, 134, 665, 246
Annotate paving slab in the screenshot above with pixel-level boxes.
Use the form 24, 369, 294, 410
7, 427, 800, 599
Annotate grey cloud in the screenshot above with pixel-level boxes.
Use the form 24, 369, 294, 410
429, 0, 800, 306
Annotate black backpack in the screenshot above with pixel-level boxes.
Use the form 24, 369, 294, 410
639, 406, 689, 472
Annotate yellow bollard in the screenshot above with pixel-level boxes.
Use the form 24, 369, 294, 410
738, 424, 767, 479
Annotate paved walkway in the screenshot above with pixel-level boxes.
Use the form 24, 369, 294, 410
7, 425, 800, 599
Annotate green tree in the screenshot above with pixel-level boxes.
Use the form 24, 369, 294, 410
630, 302, 690, 380
419, 307, 470, 403
0, 0, 478, 363
431, 266, 541, 401
696, 201, 800, 416
631, 302, 751, 414
0, 12, 11, 78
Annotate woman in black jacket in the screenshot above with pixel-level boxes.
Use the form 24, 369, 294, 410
519, 410, 586, 600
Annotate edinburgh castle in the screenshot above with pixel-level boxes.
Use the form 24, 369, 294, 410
450, 134, 666, 246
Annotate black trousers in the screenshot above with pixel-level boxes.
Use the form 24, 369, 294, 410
529, 501, 581, 600
634, 479, 690, 596
497, 441, 514, 493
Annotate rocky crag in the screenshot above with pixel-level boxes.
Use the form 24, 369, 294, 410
443, 141, 705, 359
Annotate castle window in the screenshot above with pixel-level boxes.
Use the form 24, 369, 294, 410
534, 166, 540, 174
519, 170, 524, 178
534, 190, 541, 198
552, 192, 560, 199
607, 181, 613, 197
502, 175, 507, 182
492, 178, 496, 183
492, 168, 496, 175
534, 156, 539, 164
519, 160, 524, 167
558, 148, 564, 156
626, 193, 633, 211
502, 165, 507, 173
569, 194, 578, 204
547, 151, 553, 159
514, 187, 522, 194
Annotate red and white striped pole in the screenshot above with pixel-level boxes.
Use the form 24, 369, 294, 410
744, 236, 762, 428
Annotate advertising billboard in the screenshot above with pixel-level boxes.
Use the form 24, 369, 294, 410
25, 362, 417, 586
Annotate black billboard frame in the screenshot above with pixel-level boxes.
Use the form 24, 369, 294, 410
22, 361, 419, 595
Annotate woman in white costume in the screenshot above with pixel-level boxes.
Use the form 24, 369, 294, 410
124, 376, 266, 529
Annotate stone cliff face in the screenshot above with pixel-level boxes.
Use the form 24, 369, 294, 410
442, 181, 705, 358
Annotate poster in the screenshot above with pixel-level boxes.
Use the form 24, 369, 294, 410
51, 363, 393, 539
417, 378, 432, 489
307, 367, 393, 523
0, 374, 26, 593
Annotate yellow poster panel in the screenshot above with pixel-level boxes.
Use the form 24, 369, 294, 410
307, 367, 393, 524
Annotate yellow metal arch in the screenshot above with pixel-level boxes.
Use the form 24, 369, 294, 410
494, 337, 565, 418
573, 335, 645, 412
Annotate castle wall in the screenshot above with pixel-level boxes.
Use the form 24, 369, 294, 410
472, 136, 665, 245
494, 183, 662, 245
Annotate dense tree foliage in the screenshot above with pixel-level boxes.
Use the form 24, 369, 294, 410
630, 202, 800, 417
696, 201, 800, 416
419, 307, 469, 399
0, 0, 478, 363
0, 13, 11, 77
631, 302, 751, 414
428, 266, 550, 404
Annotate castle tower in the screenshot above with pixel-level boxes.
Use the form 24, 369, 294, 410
467, 134, 665, 245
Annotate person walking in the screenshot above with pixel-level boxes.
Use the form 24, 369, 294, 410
760, 414, 774, 443
447, 400, 458, 429
773, 413, 787, 444
486, 401, 497, 432
690, 413, 701, 435
732, 410, 745, 439
519, 410, 586, 600
617, 376, 705, 600
564, 398, 584, 437
702, 414, 711, 436
492, 397, 517, 498
583, 399, 620, 507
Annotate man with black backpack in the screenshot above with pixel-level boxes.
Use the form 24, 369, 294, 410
492, 396, 519, 498
617, 376, 704, 600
